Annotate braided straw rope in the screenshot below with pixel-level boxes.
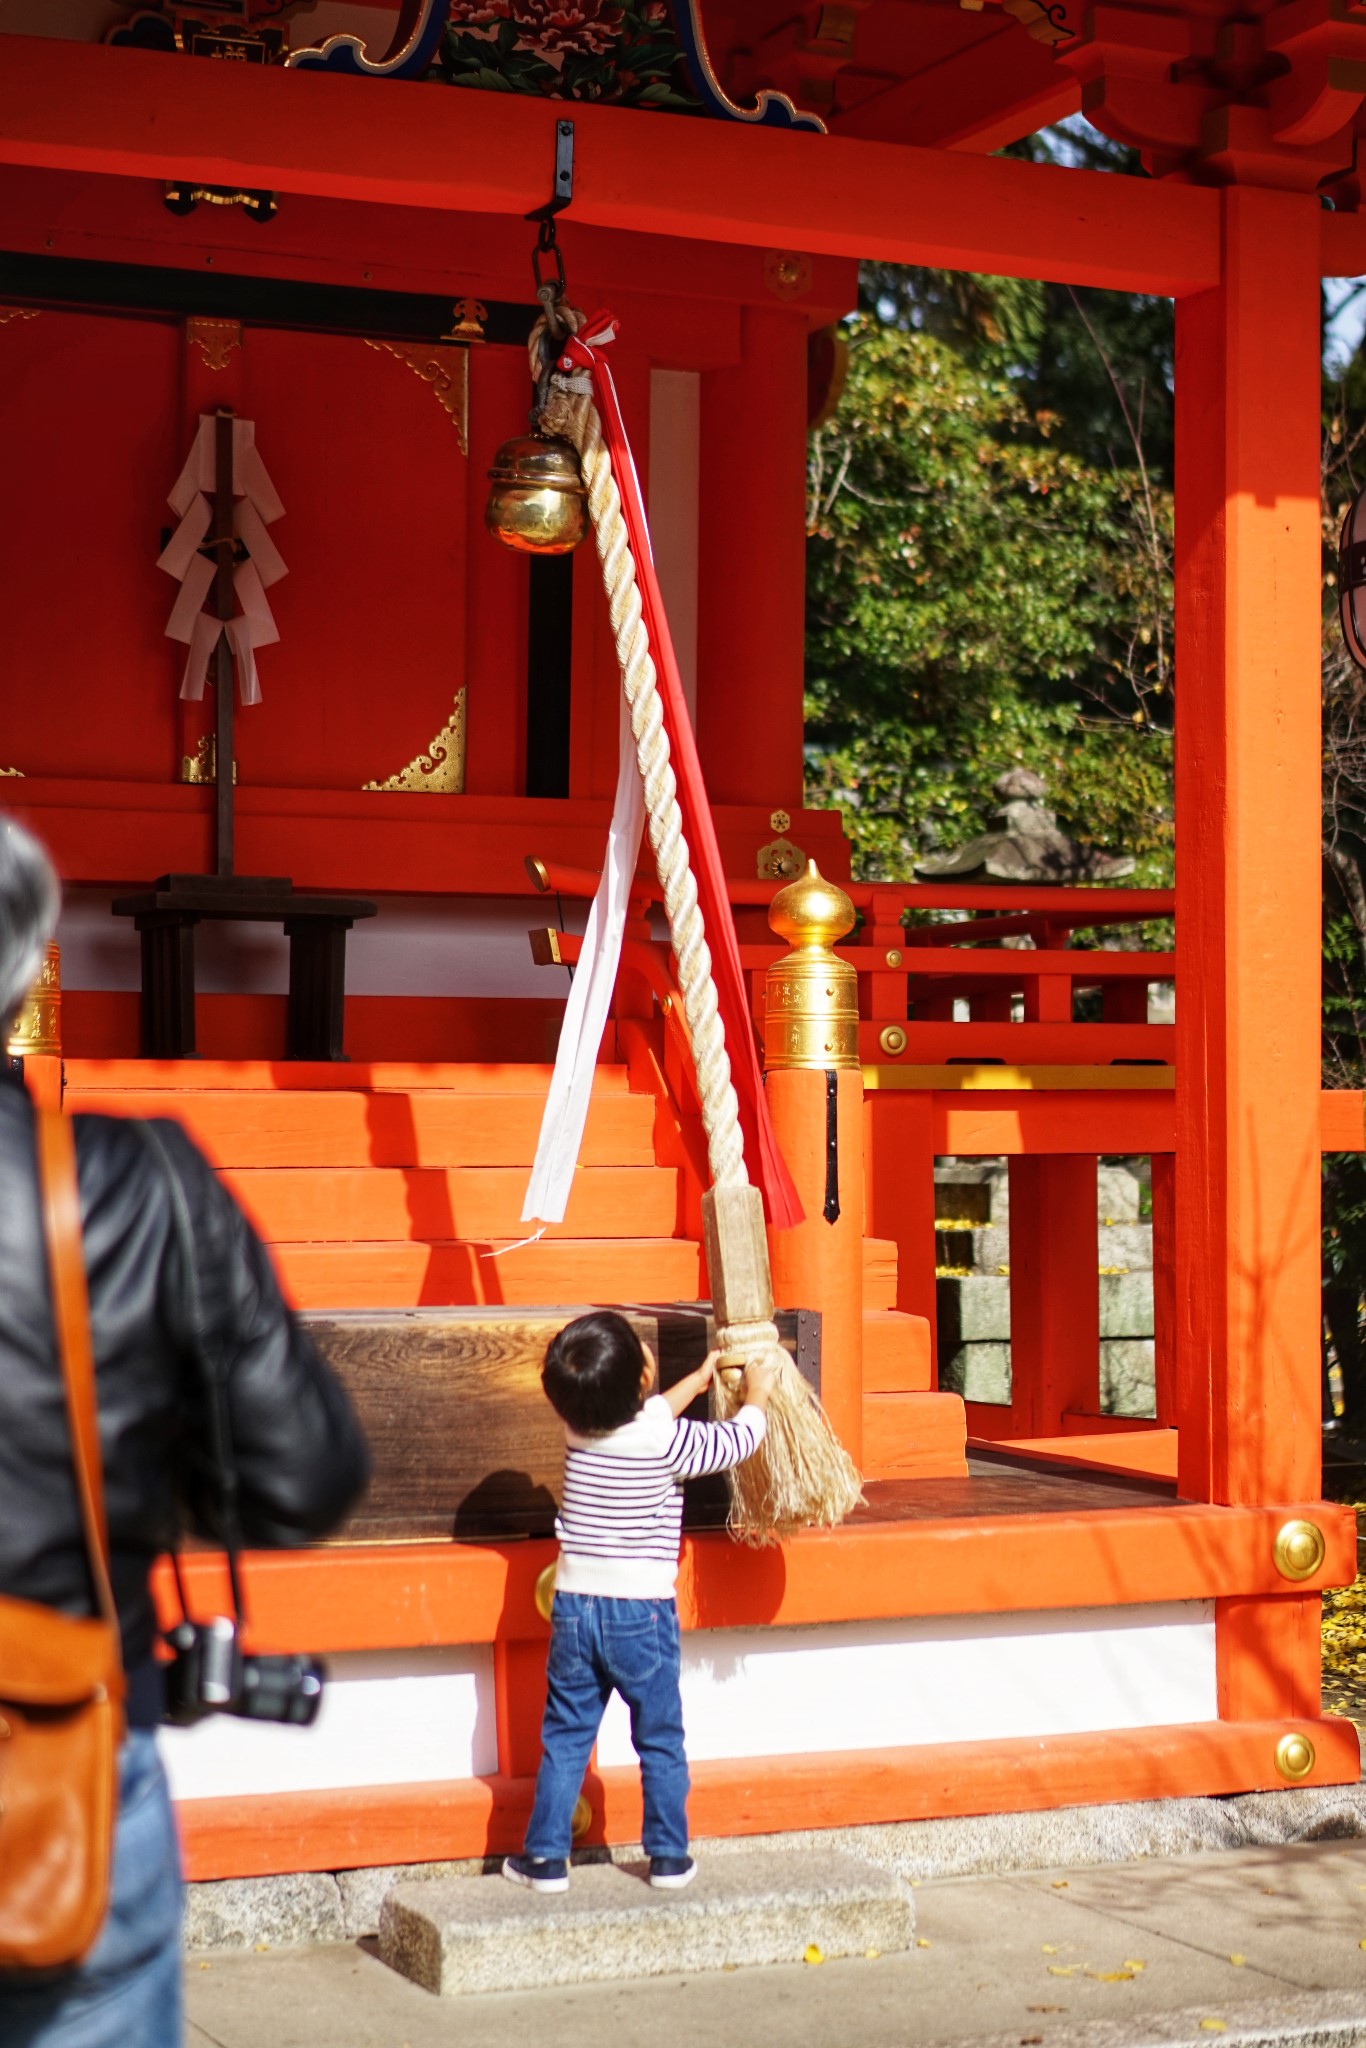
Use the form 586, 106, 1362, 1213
535, 316, 863, 1540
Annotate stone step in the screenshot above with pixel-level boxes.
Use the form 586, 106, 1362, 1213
378, 1849, 916, 1996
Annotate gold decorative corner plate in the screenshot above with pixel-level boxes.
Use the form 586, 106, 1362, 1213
363, 689, 466, 793
187, 317, 243, 372
0, 766, 25, 778
0, 307, 39, 330
365, 339, 469, 455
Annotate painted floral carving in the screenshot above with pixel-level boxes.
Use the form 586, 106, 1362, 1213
440, 0, 699, 107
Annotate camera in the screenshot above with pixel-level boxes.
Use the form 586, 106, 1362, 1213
163, 1616, 326, 1728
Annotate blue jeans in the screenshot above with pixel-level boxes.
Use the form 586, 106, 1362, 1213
525, 1593, 689, 1861
0, 1732, 184, 2048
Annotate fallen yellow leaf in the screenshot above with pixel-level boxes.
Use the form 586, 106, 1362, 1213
1200, 2022, 1227, 2033
865, 1949, 881, 1960
253, 1943, 269, 1953
1124, 1961, 1146, 1972
917, 1938, 932, 1949
1088, 1971, 1135, 1983
1047, 1965, 1080, 1977
1041, 1944, 1059, 1954
1229, 1954, 1245, 1967
804, 1945, 825, 1966
1052, 1880, 1069, 1889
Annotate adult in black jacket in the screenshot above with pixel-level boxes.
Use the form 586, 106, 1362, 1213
0, 813, 370, 2048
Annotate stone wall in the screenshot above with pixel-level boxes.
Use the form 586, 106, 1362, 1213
934, 1160, 1155, 1416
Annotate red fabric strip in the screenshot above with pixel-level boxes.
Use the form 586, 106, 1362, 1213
562, 327, 803, 1229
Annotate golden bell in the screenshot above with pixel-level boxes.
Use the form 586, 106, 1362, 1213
485, 434, 588, 555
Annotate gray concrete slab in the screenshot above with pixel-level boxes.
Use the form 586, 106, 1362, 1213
184, 1840, 1366, 2048
379, 1848, 915, 1994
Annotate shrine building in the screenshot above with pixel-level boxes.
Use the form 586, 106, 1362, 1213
1, 0, 1362, 1888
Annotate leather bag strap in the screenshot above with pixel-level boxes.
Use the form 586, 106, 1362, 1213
35, 1107, 121, 1646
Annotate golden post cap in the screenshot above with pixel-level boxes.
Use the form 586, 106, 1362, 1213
768, 859, 857, 950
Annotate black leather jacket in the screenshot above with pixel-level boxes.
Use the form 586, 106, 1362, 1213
0, 1071, 369, 1689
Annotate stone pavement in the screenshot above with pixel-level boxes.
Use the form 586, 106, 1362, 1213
186, 1836, 1366, 2048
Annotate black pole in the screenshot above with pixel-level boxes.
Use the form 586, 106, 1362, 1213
213, 408, 235, 878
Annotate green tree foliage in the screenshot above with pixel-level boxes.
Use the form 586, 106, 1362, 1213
805, 306, 1174, 884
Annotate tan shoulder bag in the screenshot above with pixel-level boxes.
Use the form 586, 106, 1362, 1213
0, 1108, 126, 1971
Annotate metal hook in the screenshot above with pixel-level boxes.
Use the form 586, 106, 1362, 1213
525, 120, 575, 228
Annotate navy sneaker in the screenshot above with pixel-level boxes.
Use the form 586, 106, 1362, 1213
649, 1856, 697, 1890
502, 1854, 569, 1894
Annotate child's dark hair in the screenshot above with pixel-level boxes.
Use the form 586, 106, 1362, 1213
542, 1310, 648, 1435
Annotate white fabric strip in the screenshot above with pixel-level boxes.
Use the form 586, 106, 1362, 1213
522, 691, 645, 1225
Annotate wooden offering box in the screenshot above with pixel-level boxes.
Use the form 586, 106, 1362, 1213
304, 1304, 819, 1543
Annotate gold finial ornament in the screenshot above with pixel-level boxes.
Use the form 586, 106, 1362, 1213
485, 434, 588, 555
1272, 1519, 1326, 1581
1274, 1731, 1316, 1781
6, 942, 61, 1059
764, 860, 859, 1071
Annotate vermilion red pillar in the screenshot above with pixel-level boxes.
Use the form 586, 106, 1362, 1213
1174, 189, 1326, 1733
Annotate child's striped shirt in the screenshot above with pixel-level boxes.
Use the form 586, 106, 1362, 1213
554, 1394, 767, 1599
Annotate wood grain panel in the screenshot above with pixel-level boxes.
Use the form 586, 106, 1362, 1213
304, 1305, 817, 1540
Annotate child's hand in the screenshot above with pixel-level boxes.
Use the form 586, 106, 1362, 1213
741, 1352, 781, 1410
661, 1353, 716, 1418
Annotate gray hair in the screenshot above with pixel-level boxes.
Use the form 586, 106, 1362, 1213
0, 812, 60, 1027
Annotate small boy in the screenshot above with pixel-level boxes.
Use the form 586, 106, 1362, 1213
503, 1309, 777, 1895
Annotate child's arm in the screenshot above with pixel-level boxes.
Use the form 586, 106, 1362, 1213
661, 1350, 779, 1418
662, 1352, 781, 1479
661, 1354, 714, 1418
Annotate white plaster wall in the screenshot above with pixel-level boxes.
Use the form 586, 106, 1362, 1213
596, 1603, 1218, 1765
161, 1645, 496, 1803
55, 888, 586, 999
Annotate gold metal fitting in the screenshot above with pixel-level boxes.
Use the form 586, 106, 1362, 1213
6, 942, 61, 1059
885, 949, 903, 969
769, 809, 792, 834
879, 1024, 908, 1057
534, 1562, 557, 1624
486, 434, 587, 554
571, 1794, 592, 1841
764, 860, 859, 1072
1272, 1519, 1326, 1582
1274, 1731, 1316, 1782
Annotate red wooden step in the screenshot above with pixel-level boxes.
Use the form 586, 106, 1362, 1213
64, 1089, 655, 1170
272, 1237, 706, 1311
64, 1059, 628, 1095
862, 1392, 967, 1480
863, 1309, 932, 1394
224, 1164, 682, 1245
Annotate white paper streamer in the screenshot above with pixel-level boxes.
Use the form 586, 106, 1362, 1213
521, 693, 646, 1226
157, 415, 286, 706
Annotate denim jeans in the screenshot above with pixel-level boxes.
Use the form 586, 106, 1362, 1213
0, 1732, 184, 2048
525, 1592, 689, 1861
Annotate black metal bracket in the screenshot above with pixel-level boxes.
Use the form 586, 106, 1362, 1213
525, 120, 575, 227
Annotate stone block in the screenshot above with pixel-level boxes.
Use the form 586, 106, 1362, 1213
379, 1849, 915, 1995
1100, 1338, 1156, 1417
183, 1872, 345, 1952
1097, 1222, 1154, 1272
939, 1341, 1012, 1404
1095, 1164, 1143, 1222
938, 1274, 1010, 1343
1098, 1270, 1155, 1337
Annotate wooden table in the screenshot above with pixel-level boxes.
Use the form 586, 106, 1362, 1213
112, 874, 377, 1061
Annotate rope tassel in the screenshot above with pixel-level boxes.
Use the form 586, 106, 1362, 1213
535, 309, 863, 1543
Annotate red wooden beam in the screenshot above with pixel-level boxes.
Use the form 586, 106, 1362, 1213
0, 35, 1221, 296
